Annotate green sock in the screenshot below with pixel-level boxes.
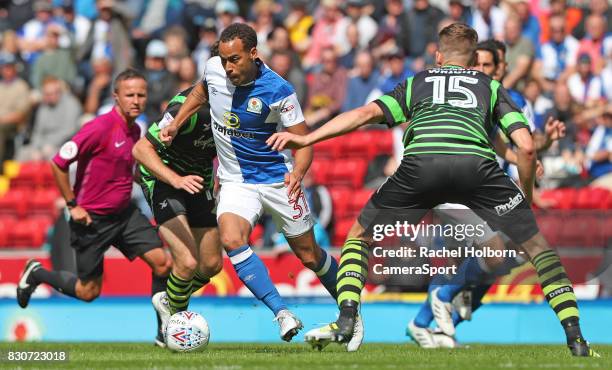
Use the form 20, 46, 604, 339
191, 271, 210, 295
532, 250, 581, 335
166, 272, 192, 314
336, 238, 369, 307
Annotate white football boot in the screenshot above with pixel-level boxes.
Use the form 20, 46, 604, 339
274, 309, 303, 342
430, 287, 456, 336
406, 321, 438, 349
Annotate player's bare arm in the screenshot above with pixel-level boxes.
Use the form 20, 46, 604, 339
284, 122, 312, 200
509, 127, 536, 203
51, 158, 92, 225
132, 137, 204, 195
160, 83, 208, 145
536, 116, 566, 152
494, 132, 544, 179
267, 102, 385, 151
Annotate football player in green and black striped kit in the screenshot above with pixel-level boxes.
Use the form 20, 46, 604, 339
267, 23, 597, 357
133, 86, 222, 347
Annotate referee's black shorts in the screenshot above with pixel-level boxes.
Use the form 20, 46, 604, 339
358, 154, 539, 244
144, 180, 217, 228
69, 204, 162, 281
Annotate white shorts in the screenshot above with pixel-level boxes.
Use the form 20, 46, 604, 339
216, 182, 314, 237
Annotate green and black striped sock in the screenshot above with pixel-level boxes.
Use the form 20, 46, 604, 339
532, 250, 583, 341
191, 271, 210, 295
166, 272, 192, 314
337, 238, 370, 307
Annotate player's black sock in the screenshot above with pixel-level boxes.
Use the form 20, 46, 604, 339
31, 268, 77, 298
191, 271, 210, 295
532, 250, 581, 341
337, 238, 369, 307
166, 272, 192, 314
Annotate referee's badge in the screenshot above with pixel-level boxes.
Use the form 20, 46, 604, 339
247, 97, 263, 114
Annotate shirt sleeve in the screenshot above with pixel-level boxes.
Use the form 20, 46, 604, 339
271, 92, 305, 128
373, 77, 412, 128
146, 103, 181, 148
492, 83, 530, 137
52, 120, 102, 170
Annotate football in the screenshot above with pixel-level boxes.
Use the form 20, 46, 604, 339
165, 311, 210, 352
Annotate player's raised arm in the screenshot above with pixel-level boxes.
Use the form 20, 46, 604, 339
267, 102, 385, 151
159, 83, 208, 145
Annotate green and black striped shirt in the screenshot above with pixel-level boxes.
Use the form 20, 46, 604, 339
139, 87, 216, 197
374, 65, 529, 161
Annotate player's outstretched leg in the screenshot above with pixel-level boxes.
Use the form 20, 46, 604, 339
17, 259, 79, 308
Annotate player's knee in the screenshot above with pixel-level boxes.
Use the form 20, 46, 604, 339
220, 232, 247, 250
78, 284, 101, 302
175, 256, 198, 277
294, 248, 319, 270
153, 260, 171, 277
199, 257, 223, 277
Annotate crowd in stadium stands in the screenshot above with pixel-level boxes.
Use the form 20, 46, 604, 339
0, 0, 610, 249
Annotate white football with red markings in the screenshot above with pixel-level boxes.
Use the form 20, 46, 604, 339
165, 311, 210, 352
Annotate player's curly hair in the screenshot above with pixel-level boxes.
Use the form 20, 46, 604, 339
219, 23, 258, 51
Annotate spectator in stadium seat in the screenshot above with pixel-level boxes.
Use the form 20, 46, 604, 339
378, 48, 412, 95
371, 0, 410, 60
215, 0, 244, 34
0, 52, 31, 163
508, 0, 540, 49
567, 54, 604, 107
77, 0, 134, 79
30, 23, 77, 89
572, 0, 612, 40
342, 50, 380, 112
52, 0, 92, 51
304, 47, 347, 128
531, 15, 579, 93
539, 0, 582, 44
338, 23, 360, 70
266, 26, 301, 69
447, 0, 471, 24
17, 0, 55, 64
302, 0, 346, 70
269, 50, 307, 107
249, 0, 279, 60
405, 0, 444, 60
284, 0, 314, 58
163, 26, 190, 77
503, 16, 535, 90
17, 76, 82, 161
193, 17, 218, 77
585, 112, 612, 190
336, 0, 378, 57
83, 56, 113, 114
142, 39, 177, 122
470, 0, 506, 41
175, 56, 198, 92
576, 15, 609, 75
0, 30, 30, 82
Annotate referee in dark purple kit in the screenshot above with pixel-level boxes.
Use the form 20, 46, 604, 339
16, 69, 171, 346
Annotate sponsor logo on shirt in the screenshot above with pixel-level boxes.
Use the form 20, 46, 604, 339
246, 97, 263, 114
213, 121, 256, 139
223, 111, 240, 128
494, 193, 523, 216
59, 141, 78, 160
193, 134, 215, 149
281, 104, 295, 114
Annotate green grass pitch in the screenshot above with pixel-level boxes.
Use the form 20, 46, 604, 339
0, 343, 610, 369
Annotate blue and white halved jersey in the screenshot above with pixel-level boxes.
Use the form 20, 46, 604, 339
203, 57, 305, 184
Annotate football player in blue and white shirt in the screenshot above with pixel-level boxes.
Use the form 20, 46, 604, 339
159, 23, 362, 349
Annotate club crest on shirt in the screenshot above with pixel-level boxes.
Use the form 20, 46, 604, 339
246, 97, 263, 114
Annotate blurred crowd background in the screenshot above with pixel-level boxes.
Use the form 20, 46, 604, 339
0, 0, 610, 250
